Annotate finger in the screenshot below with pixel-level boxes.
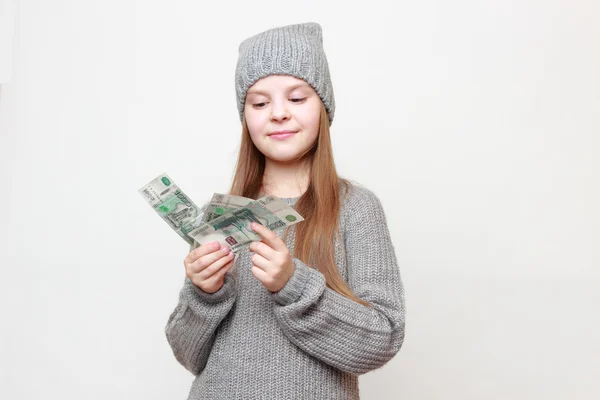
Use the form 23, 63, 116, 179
202, 259, 235, 286
250, 252, 270, 272
203, 261, 234, 286
211, 256, 236, 279
248, 240, 277, 261
185, 241, 220, 264
221, 260, 235, 276
250, 265, 270, 282
250, 222, 286, 252
189, 245, 233, 274
196, 251, 235, 280
188, 245, 233, 274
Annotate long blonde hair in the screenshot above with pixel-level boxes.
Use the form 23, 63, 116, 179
228, 102, 371, 307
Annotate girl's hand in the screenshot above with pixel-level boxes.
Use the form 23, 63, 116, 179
184, 241, 235, 294
248, 222, 295, 292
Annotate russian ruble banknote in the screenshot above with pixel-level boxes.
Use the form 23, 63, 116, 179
203, 193, 254, 222
187, 194, 304, 253
138, 172, 206, 245
139, 173, 304, 252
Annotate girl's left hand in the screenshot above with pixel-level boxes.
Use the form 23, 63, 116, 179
248, 222, 295, 292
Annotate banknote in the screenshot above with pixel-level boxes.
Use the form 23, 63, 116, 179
203, 193, 255, 223
188, 195, 305, 253
138, 173, 205, 245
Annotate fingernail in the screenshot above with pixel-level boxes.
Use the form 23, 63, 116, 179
213, 242, 220, 250
221, 246, 230, 253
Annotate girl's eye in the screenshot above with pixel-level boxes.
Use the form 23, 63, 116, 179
252, 98, 306, 108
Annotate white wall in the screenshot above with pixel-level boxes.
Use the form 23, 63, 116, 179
0, 1, 598, 399
0, 0, 15, 83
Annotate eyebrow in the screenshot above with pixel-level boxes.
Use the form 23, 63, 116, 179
247, 83, 310, 96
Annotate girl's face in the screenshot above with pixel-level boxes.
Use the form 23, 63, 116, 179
244, 75, 321, 163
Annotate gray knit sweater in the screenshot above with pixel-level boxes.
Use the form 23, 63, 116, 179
165, 182, 406, 399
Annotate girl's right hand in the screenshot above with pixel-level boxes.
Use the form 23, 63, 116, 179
184, 241, 235, 294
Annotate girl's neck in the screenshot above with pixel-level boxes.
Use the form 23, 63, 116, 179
261, 158, 310, 198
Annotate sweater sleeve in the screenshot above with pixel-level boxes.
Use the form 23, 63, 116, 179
164, 241, 238, 375
270, 186, 406, 375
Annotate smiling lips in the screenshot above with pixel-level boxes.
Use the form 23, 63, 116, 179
268, 130, 298, 140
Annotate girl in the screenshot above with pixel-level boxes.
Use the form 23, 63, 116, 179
165, 22, 406, 399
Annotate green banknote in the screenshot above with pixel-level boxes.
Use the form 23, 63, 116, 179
203, 193, 255, 222
138, 173, 205, 245
188, 195, 305, 253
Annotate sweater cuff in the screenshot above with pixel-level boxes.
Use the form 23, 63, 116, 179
188, 275, 236, 304
271, 258, 312, 306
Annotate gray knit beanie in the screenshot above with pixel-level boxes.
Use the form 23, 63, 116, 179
235, 22, 336, 126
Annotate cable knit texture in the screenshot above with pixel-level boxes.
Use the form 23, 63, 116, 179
235, 22, 336, 125
165, 181, 406, 399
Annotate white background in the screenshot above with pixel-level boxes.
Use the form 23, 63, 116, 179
0, 1, 598, 399
0, 0, 15, 83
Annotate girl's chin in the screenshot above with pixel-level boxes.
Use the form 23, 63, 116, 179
265, 153, 305, 163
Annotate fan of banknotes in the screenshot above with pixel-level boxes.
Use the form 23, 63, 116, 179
138, 173, 305, 253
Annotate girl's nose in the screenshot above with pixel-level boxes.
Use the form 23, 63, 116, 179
270, 101, 291, 122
